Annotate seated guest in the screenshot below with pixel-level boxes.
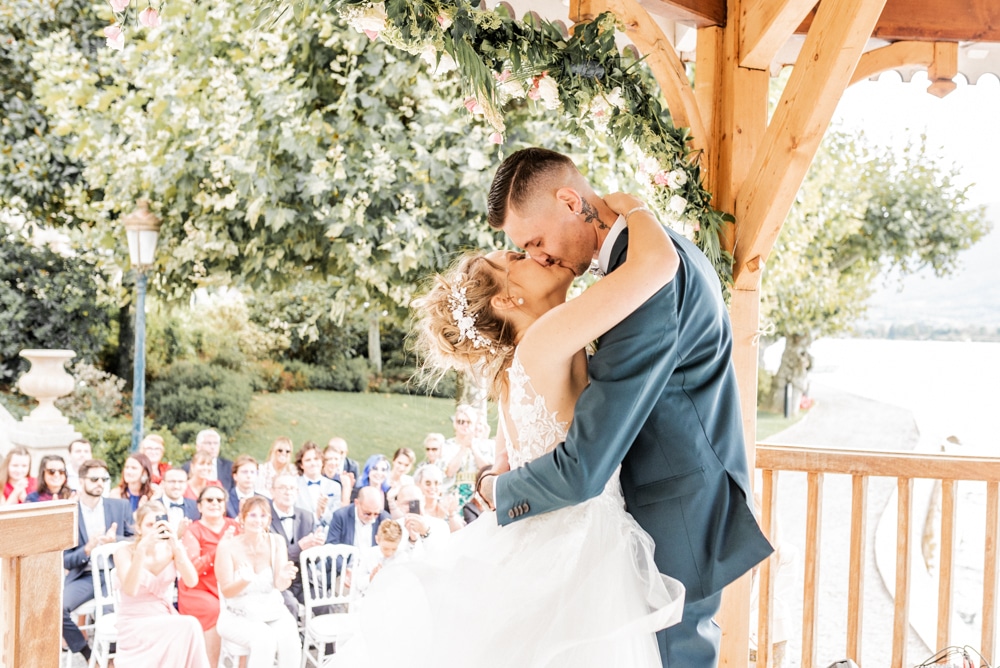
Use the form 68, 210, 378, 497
269, 473, 324, 615
62, 458, 133, 664
414, 432, 447, 478
182, 429, 234, 491
180, 486, 239, 667
1, 446, 35, 505
462, 466, 494, 526
65, 438, 93, 492
413, 464, 464, 533
353, 454, 391, 509
139, 434, 170, 485
113, 501, 210, 667
295, 441, 343, 527
156, 467, 201, 532
322, 437, 360, 490
110, 452, 155, 513
256, 436, 296, 497
392, 484, 449, 558
385, 447, 416, 508
326, 487, 390, 550
26, 454, 74, 502
184, 452, 224, 501
216, 496, 301, 668
354, 519, 406, 593
227, 455, 265, 518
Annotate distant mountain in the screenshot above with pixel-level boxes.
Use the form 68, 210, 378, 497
861, 202, 1000, 330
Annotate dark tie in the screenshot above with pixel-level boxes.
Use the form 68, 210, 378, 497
169, 502, 185, 509
278, 514, 295, 522
307, 480, 321, 486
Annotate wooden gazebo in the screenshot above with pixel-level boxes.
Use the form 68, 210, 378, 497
516, 0, 999, 666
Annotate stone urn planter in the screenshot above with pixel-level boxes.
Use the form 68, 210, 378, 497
18, 349, 77, 424
9, 350, 82, 457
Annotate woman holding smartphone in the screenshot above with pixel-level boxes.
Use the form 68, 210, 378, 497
113, 501, 210, 667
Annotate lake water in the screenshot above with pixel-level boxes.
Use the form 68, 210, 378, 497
767, 337, 1000, 451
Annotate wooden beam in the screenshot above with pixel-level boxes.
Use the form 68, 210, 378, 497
797, 0, 1000, 41
695, 25, 724, 192
582, 0, 708, 156
732, 0, 887, 288
927, 41, 958, 97
851, 41, 933, 85
641, 0, 726, 28
739, 0, 818, 70
850, 40, 958, 98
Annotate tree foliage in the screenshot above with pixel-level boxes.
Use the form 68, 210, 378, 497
28, 0, 594, 316
0, 221, 114, 383
0, 0, 101, 224
760, 129, 990, 411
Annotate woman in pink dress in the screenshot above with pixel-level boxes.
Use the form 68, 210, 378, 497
113, 501, 210, 667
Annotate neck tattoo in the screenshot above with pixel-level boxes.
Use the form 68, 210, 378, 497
580, 200, 606, 229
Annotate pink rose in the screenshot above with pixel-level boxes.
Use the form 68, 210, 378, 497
109, 0, 130, 12
489, 132, 504, 145
653, 170, 670, 186
104, 24, 125, 51
138, 7, 160, 28
494, 70, 512, 83
363, 29, 379, 40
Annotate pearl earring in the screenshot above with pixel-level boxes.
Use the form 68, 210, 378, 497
517, 298, 525, 305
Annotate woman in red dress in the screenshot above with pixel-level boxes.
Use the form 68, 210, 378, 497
179, 486, 238, 667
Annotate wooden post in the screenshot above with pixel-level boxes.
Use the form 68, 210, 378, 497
0, 501, 78, 668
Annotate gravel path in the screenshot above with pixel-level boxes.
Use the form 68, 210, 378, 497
762, 381, 934, 668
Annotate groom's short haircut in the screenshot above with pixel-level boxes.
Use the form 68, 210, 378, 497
487, 147, 576, 229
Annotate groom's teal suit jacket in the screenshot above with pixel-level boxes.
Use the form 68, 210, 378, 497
496, 227, 773, 601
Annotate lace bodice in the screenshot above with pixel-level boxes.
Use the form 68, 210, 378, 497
502, 352, 569, 470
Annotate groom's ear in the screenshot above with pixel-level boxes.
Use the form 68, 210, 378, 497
554, 187, 582, 216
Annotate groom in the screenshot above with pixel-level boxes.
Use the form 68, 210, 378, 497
480, 147, 773, 667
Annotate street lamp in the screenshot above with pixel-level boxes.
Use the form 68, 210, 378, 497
123, 200, 161, 452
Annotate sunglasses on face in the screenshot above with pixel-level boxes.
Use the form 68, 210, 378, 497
85, 475, 111, 483
45, 468, 67, 475
275, 449, 291, 454
201, 497, 226, 504
454, 419, 471, 426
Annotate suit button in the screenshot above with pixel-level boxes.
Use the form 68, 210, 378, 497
508, 509, 516, 519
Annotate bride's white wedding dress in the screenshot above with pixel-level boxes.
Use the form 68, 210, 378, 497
330, 353, 684, 667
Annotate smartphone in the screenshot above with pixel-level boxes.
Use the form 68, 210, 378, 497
407, 499, 421, 515
154, 513, 170, 538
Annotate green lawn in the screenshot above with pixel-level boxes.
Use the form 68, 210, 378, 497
231, 390, 460, 464
231, 390, 800, 463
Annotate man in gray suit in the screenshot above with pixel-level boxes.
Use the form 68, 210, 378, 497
62, 458, 133, 663
481, 147, 773, 667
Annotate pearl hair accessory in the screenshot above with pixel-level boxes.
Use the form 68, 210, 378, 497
448, 279, 496, 353
516, 298, 524, 305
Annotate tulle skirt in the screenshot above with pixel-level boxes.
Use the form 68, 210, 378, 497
331, 480, 685, 668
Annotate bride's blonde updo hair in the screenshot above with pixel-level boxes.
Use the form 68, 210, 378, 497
412, 252, 518, 400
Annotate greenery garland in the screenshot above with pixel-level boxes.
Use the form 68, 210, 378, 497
332, 0, 735, 291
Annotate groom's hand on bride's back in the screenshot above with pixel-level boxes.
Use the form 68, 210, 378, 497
477, 473, 497, 511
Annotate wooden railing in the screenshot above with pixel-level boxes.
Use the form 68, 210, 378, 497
754, 444, 1000, 668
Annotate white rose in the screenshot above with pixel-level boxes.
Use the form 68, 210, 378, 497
536, 76, 561, 110
666, 169, 688, 190
349, 3, 387, 35
668, 195, 688, 216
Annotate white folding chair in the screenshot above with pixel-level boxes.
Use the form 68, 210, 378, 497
61, 598, 96, 668
88, 543, 120, 668
299, 544, 361, 668
217, 592, 253, 668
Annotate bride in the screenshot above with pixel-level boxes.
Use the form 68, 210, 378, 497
331, 193, 684, 667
